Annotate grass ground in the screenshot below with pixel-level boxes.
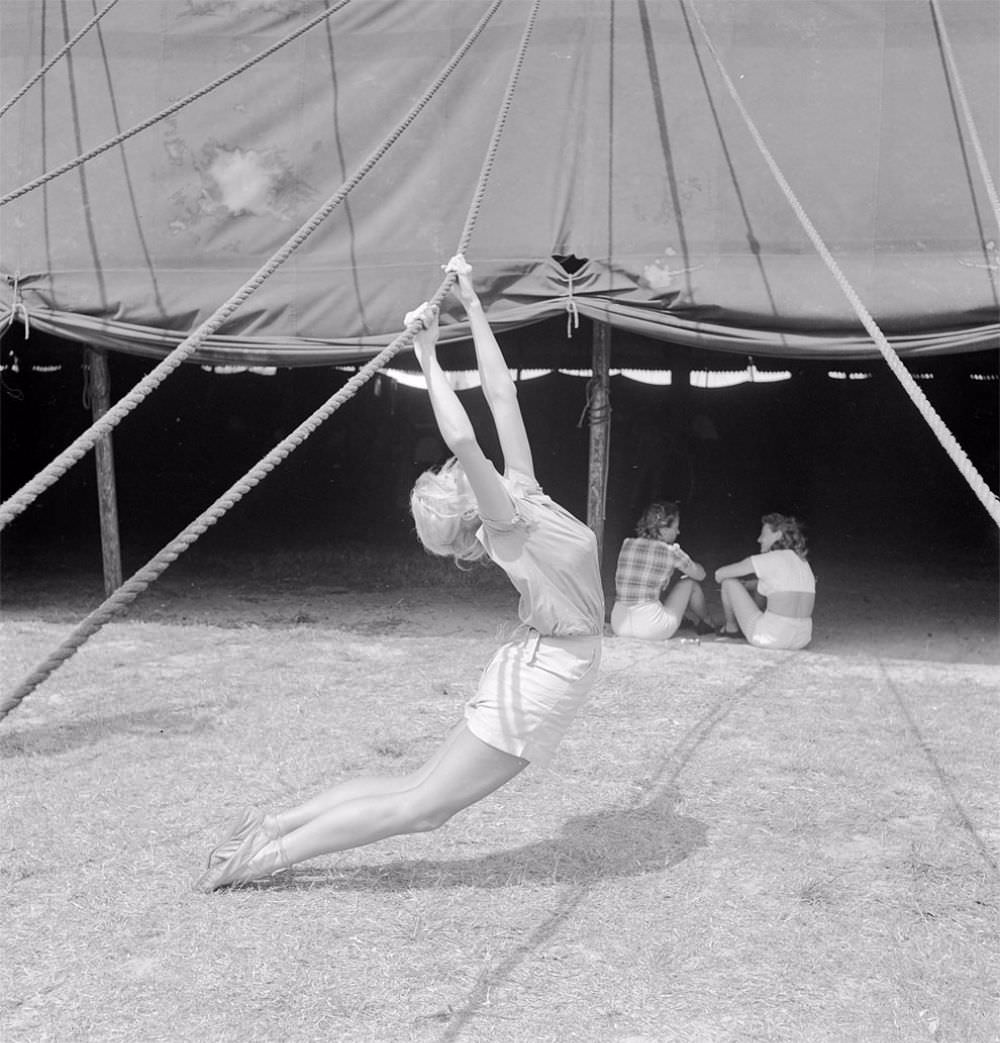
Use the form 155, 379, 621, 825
1, 544, 998, 1042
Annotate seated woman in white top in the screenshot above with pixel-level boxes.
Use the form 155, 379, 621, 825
714, 513, 816, 650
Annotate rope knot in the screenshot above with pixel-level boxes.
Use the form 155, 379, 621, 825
3, 272, 32, 338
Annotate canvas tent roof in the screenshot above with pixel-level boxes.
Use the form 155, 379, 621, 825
1, 0, 998, 367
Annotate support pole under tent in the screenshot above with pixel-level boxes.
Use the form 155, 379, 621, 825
86, 347, 123, 595
587, 319, 612, 564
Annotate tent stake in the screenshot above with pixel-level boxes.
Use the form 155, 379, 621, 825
87, 347, 123, 595
587, 319, 612, 564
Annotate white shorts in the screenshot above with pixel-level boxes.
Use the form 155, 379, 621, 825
747, 612, 812, 650
465, 629, 602, 767
610, 600, 681, 641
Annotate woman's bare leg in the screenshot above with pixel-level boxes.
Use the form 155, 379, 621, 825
719, 578, 763, 635
662, 578, 710, 631
269, 723, 467, 836
262, 725, 527, 867
680, 581, 711, 626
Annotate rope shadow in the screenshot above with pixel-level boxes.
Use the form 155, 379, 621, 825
424, 657, 793, 1040
877, 659, 998, 875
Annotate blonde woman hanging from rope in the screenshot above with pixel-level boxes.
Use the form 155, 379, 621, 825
195, 256, 604, 892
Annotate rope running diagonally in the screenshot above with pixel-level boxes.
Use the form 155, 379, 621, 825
685, 0, 1000, 529
928, 0, 1000, 235
0, 0, 358, 207
0, 0, 123, 120
0, 0, 504, 533
0, 0, 541, 723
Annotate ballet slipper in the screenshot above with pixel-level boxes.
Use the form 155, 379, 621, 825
206, 808, 281, 869
194, 829, 289, 893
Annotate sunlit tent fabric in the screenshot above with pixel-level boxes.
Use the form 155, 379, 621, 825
1, 0, 998, 367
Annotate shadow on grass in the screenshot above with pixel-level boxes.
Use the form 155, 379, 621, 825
0, 706, 217, 757
248, 789, 706, 893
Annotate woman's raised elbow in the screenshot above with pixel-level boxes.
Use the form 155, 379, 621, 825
443, 430, 478, 456
484, 382, 519, 409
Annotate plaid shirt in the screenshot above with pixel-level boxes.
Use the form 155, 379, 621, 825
614, 537, 675, 603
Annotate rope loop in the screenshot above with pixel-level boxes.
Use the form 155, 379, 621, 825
577, 377, 611, 429
564, 273, 580, 338
1, 272, 31, 339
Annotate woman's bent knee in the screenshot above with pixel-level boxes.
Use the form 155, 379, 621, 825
396, 795, 457, 834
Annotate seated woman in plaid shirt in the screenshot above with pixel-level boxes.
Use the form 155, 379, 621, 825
610, 501, 714, 640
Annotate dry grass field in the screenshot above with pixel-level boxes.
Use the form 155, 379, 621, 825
1, 543, 997, 1042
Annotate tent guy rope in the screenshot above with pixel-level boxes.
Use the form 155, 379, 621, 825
928, 0, 1000, 235
0, 0, 504, 533
686, 0, 1000, 530
0, 0, 358, 206
0, 0, 123, 120
0, 0, 541, 724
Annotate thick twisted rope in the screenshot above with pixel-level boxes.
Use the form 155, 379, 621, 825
0, 0, 504, 533
0, 0, 358, 207
0, 0, 123, 120
686, 0, 1000, 528
0, 0, 538, 723
928, 0, 1000, 235
0, 331, 414, 722
452, 0, 541, 253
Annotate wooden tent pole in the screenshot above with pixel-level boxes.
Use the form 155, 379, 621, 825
87, 347, 123, 594
587, 319, 612, 563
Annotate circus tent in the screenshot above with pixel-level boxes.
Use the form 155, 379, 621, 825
1, 0, 998, 367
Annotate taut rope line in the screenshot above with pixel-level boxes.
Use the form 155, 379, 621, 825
452, 0, 541, 254
0, 0, 359, 206
928, 0, 1000, 235
0, 0, 123, 120
0, 0, 538, 723
0, 332, 414, 723
0, 0, 505, 533
686, 0, 1000, 529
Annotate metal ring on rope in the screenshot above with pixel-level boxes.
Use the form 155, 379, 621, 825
0, 0, 540, 723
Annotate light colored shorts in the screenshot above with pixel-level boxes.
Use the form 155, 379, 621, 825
610, 600, 681, 641
465, 629, 602, 767
747, 611, 812, 650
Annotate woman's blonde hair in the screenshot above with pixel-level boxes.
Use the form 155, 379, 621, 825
410, 457, 488, 564
761, 512, 809, 558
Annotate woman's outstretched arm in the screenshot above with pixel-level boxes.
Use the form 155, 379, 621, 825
445, 255, 534, 480
408, 303, 514, 523
714, 557, 754, 583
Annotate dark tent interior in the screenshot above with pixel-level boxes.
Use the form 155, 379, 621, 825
2, 324, 996, 615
